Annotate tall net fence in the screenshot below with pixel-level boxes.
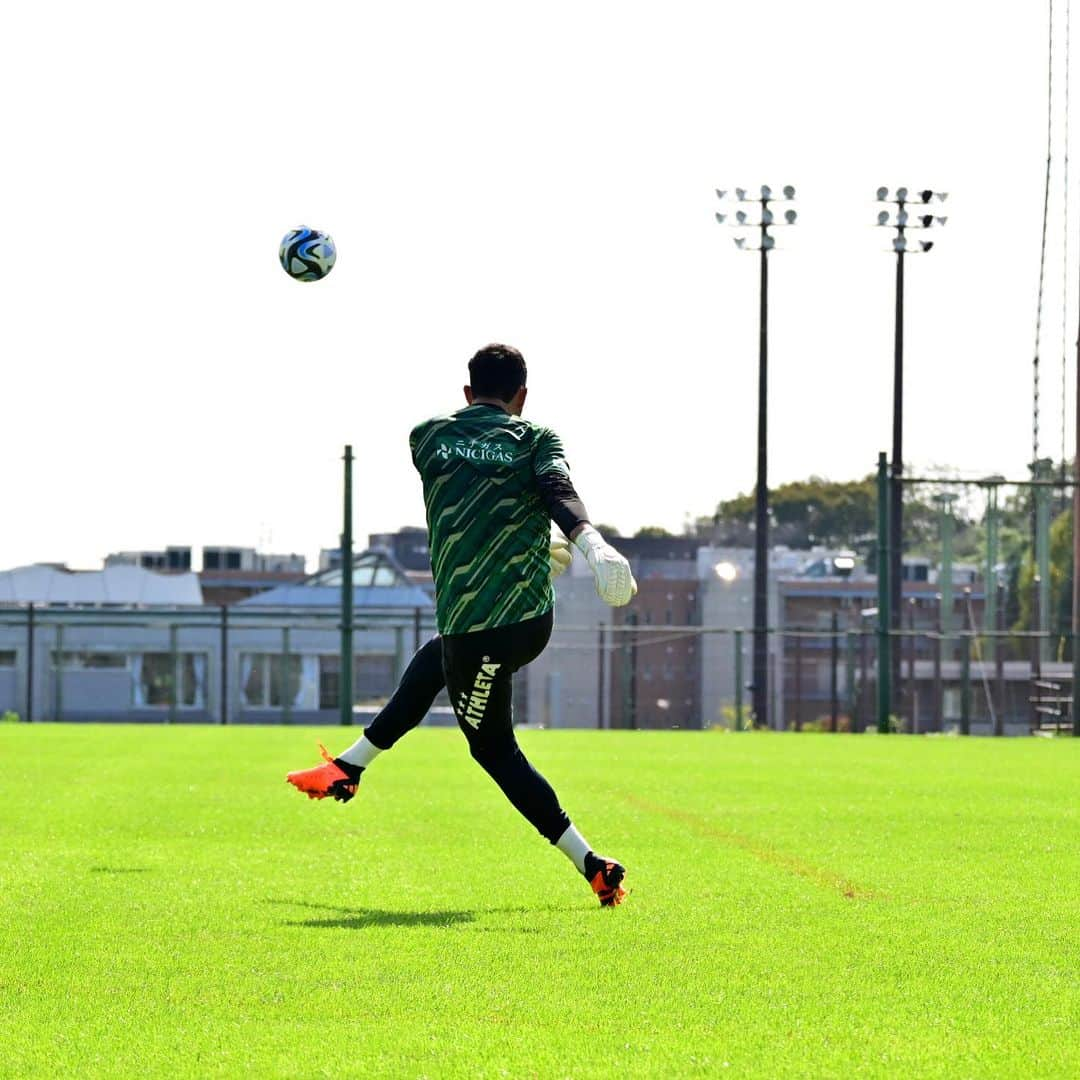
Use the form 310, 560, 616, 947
0, 606, 1074, 733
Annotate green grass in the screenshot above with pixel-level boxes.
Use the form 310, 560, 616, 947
1, 726, 1078, 1078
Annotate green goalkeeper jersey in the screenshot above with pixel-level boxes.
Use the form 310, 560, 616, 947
410, 403, 570, 635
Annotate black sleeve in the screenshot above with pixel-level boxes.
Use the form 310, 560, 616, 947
535, 470, 590, 538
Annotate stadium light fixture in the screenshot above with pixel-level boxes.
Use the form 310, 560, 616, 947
876, 184, 949, 717
712, 182, 797, 729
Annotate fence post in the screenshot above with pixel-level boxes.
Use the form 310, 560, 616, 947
859, 631, 870, 732
25, 603, 35, 722
220, 605, 229, 725
282, 625, 292, 726
54, 622, 63, 722
168, 623, 178, 724
845, 629, 856, 731
933, 619, 943, 731
830, 611, 839, 733
876, 451, 892, 733
734, 628, 744, 731
793, 629, 803, 732
995, 584, 1006, 735
1073, 630, 1080, 737
960, 634, 971, 735
596, 622, 606, 730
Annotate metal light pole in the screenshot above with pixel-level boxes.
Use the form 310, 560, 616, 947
715, 184, 797, 728
340, 445, 354, 726
1074, 193, 1080, 733
875, 187, 947, 713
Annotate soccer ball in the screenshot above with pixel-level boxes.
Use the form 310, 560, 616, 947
278, 227, 336, 282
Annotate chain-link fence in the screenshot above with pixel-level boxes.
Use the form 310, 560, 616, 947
0, 605, 1074, 734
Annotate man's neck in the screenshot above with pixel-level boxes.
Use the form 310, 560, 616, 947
468, 397, 511, 413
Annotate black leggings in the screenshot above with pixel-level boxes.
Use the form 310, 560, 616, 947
363, 611, 570, 844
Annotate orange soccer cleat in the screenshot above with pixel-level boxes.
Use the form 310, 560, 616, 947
286, 743, 361, 803
584, 853, 627, 907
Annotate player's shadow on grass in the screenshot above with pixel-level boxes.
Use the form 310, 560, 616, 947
268, 898, 573, 930
270, 899, 476, 929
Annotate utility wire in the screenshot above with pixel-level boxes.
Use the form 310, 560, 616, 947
1035, 0, 1055, 472
1063, 0, 1072, 482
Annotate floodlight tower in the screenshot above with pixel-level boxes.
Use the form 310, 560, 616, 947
714, 184, 797, 729
875, 187, 948, 711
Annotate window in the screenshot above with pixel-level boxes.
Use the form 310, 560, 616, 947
52, 652, 127, 670
133, 653, 206, 708
319, 656, 340, 709
319, 654, 397, 709
0, 651, 14, 668
241, 654, 303, 708
226, 551, 242, 570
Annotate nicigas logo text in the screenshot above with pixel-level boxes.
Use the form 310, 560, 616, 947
437, 440, 515, 463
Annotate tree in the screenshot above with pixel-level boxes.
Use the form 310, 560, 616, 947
1016, 507, 1073, 637
714, 475, 878, 550
634, 526, 673, 539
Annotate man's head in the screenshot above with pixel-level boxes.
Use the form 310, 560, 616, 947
464, 343, 527, 415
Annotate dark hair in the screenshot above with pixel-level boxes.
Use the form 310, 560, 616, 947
468, 343, 527, 402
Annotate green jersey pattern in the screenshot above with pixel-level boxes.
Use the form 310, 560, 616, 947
410, 404, 570, 635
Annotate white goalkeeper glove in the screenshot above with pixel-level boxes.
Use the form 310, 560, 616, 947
549, 530, 572, 579
572, 524, 637, 606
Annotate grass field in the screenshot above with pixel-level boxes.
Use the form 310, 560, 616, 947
1, 726, 1078, 1078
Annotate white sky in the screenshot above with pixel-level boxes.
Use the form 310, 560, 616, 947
2, 1, 1076, 570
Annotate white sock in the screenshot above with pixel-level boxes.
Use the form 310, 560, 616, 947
337, 735, 383, 770
555, 824, 592, 875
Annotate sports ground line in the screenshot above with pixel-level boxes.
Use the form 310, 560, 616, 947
623, 793, 881, 902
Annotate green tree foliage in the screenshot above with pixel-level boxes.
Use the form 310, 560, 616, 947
715, 476, 879, 550
1016, 507, 1073, 636
633, 525, 673, 539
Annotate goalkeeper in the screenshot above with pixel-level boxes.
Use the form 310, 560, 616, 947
286, 343, 636, 906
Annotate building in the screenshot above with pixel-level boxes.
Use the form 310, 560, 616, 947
325, 528, 436, 595
106, 545, 308, 605
199, 548, 309, 606
0, 531, 1040, 734
0, 552, 436, 725
105, 546, 193, 572
201, 547, 306, 574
